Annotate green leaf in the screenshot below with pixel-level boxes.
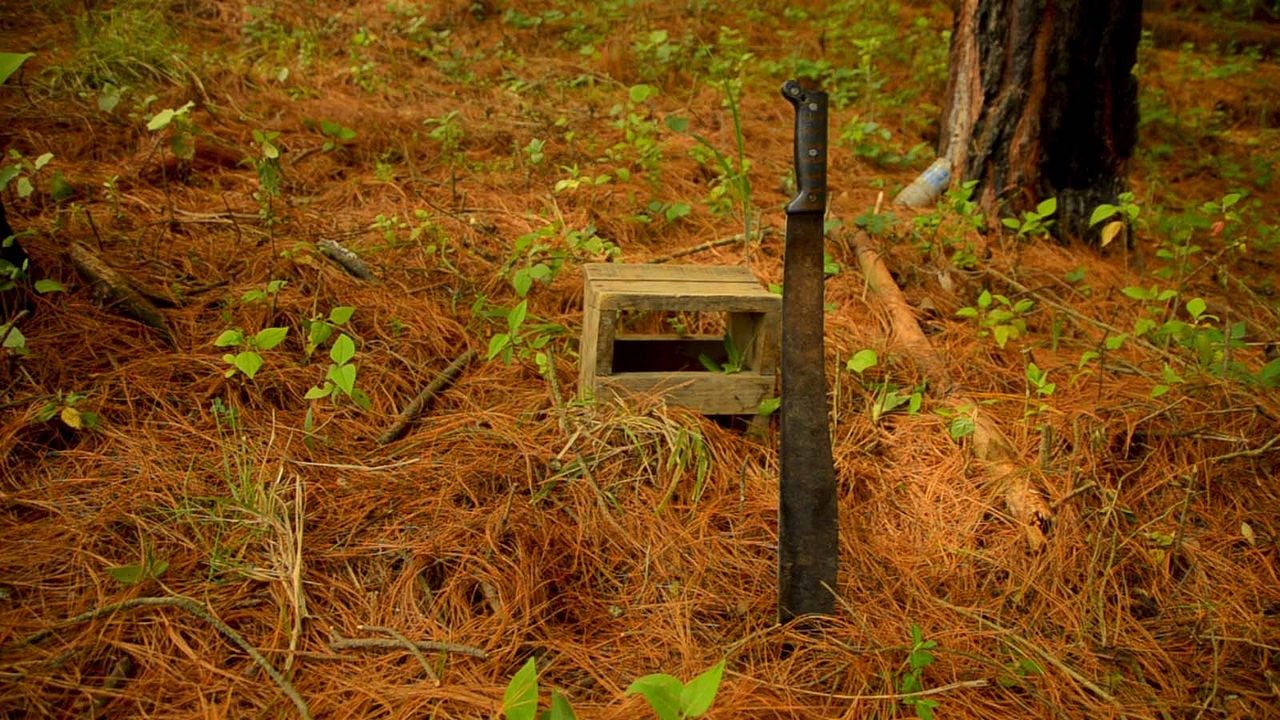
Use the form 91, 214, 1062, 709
628, 84, 657, 103
502, 658, 539, 720
235, 351, 264, 379
329, 305, 355, 324
1258, 359, 1280, 387
846, 349, 878, 374
1121, 286, 1149, 301
147, 107, 177, 131
16, 176, 32, 198
1150, 384, 1170, 399
214, 329, 244, 347
992, 325, 1012, 348
304, 384, 333, 400
98, 82, 122, 112
948, 415, 975, 440
508, 300, 529, 333
309, 322, 333, 350
1185, 297, 1206, 320
625, 674, 683, 720
328, 363, 356, 394
665, 116, 690, 133
1035, 197, 1057, 216
34, 279, 64, 293
0, 163, 20, 191
977, 290, 992, 308
679, 660, 725, 717
1089, 204, 1118, 226
330, 333, 356, 365
954, 306, 979, 319
255, 326, 289, 350
757, 396, 780, 416
106, 563, 144, 585
1077, 350, 1099, 368
50, 171, 74, 202
546, 691, 576, 720
350, 387, 372, 410
512, 268, 533, 297
487, 333, 511, 360
0, 52, 34, 85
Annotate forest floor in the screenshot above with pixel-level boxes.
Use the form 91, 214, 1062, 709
2, 1, 1279, 718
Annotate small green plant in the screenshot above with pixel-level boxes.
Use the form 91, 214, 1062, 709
845, 349, 923, 422
839, 114, 927, 169
303, 304, 355, 357
240, 279, 286, 307
502, 658, 577, 720
607, 83, 664, 181
956, 289, 1035, 349
36, 391, 100, 430
425, 110, 465, 199
214, 326, 289, 379
249, 129, 284, 224
316, 119, 356, 152
0, 149, 54, 201
625, 659, 726, 720
698, 335, 746, 374
1001, 197, 1057, 240
897, 624, 940, 720
1024, 361, 1055, 417
1, 317, 27, 356
934, 403, 977, 440
146, 101, 197, 164
1089, 191, 1140, 247
304, 332, 371, 409
486, 299, 557, 365
666, 75, 755, 242
106, 546, 168, 586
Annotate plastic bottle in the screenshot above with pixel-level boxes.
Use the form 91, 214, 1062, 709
893, 158, 951, 208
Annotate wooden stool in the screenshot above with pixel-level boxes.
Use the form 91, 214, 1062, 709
579, 263, 780, 416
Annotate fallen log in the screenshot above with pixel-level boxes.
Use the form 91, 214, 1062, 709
850, 228, 1052, 549
67, 242, 175, 347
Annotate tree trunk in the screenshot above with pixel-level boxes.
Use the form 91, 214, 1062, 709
939, 0, 1141, 241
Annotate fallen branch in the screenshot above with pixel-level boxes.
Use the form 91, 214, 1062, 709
357, 625, 440, 685
317, 238, 374, 280
7, 595, 311, 720
646, 229, 776, 264
850, 229, 1052, 549
327, 632, 487, 659
67, 242, 175, 347
377, 349, 476, 444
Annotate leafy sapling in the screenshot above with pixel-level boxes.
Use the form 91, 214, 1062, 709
1002, 197, 1056, 240
214, 326, 289, 379
898, 624, 940, 720
304, 332, 371, 409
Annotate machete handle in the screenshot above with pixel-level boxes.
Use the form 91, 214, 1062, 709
781, 80, 828, 215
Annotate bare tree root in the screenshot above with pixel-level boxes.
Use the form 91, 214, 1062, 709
850, 229, 1052, 549
7, 595, 312, 720
67, 242, 175, 347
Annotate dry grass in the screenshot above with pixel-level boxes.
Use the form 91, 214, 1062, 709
2, 1, 1279, 718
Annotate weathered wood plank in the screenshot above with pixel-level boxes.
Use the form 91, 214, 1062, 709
595, 371, 775, 415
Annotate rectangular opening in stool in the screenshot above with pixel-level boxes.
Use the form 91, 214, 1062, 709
611, 336, 730, 373
615, 309, 727, 337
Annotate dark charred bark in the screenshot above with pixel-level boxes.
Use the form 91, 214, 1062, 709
939, 0, 1141, 241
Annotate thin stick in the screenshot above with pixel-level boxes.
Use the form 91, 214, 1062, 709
327, 635, 487, 659
730, 670, 988, 701
646, 229, 774, 264
377, 349, 476, 444
7, 596, 312, 720
358, 625, 440, 685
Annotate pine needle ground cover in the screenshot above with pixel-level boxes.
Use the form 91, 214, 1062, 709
2, 2, 1278, 717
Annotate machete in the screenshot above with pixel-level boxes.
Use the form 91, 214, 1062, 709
777, 79, 838, 622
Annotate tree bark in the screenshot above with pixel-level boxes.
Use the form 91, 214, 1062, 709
939, 0, 1141, 241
